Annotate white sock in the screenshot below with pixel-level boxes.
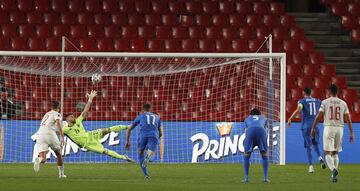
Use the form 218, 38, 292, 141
333, 154, 339, 170
325, 155, 334, 171
58, 165, 64, 175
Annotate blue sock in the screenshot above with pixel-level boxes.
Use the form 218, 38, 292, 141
306, 148, 313, 165
262, 155, 269, 180
243, 155, 250, 179
138, 153, 148, 176
313, 144, 321, 159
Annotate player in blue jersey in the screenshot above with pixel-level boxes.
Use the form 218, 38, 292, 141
242, 108, 270, 183
288, 87, 326, 173
125, 103, 162, 179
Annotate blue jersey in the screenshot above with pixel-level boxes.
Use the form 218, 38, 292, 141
298, 97, 321, 129
132, 112, 161, 138
244, 115, 268, 129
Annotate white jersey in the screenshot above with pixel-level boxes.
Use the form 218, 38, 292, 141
319, 97, 349, 127
36, 110, 62, 135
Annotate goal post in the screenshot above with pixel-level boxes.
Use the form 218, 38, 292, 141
0, 51, 286, 165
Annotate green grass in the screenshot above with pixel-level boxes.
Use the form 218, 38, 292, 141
0, 163, 359, 191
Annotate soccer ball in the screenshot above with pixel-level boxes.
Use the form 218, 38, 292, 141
91, 73, 101, 84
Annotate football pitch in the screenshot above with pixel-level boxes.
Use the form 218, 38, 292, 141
0, 163, 359, 191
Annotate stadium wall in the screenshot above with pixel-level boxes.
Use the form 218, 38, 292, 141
1, 121, 359, 164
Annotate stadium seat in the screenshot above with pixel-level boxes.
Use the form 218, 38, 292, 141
0, 37, 10, 50
45, 37, 61, 51
286, 100, 298, 116
235, 2, 251, 15
331, 76, 347, 89
0, 11, 8, 24
199, 39, 216, 52
155, 26, 171, 39
309, 52, 325, 65
61, 13, 77, 25
331, 3, 347, 16
263, 15, 280, 27
128, 14, 144, 26
232, 39, 249, 52
349, 3, 360, 16
219, 1, 234, 13
246, 15, 262, 27
239, 26, 255, 39
172, 26, 188, 39
35, 0, 50, 12
256, 26, 271, 39
352, 29, 360, 42
145, 14, 162, 26
18, 0, 34, 11
53, 25, 69, 37
341, 15, 357, 29
85, 0, 101, 13
102, 0, 118, 13
163, 14, 178, 26
182, 39, 198, 52
229, 14, 246, 27
300, 39, 315, 52
248, 39, 265, 52
70, 25, 87, 38
311, 88, 326, 100
272, 27, 289, 40
341, 89, 358, 103
287, 64, 302, 76
303, 64, 319, 76
43, 13, 61, 25
110, 13, 127, 25
290, 27, 305, 40
19, 25, 35, 37
27, 13, 43, 24
320, 64, 336, 76
2, 24, 17, 37
168, 1, 185, 14
297, 76, 314, 89
283, 39, 300, 53
185, 1, 202, 14
94, 14, 111, 25
135, 1, 151, 14
50, 0, 67, 12
152, 1, 168, 14
9, 12, 26, 24
216, 39, 232, 52
78, 13, 94, 25
0, 0, 16, 11
28, 37, 45, 51
290, 89, 303, 101
97, 38, 113, 52
138, 26, 154, 39
206, 27, 222, 39
202, 1, 218, 14
11, 37, 28, 50
104, 25, 120, 38
223, 27, 238, 39
164, 39, 181, 52
253, 2, 270, 15
314, 77, 331, 89
213, 14, 229, 27
189, 26, 205, 39
280, 15, 296, 28
130, 39, 146, 52
68, 0, 85, 12
122, 26, 138, 39
119, 0, 134, 13
64, 37, 79, 51
270, 2, 285, 14
147, 39, 164, 52
87, 25, 104, 38
196, 14, 212, 26
354, 101, 360, 113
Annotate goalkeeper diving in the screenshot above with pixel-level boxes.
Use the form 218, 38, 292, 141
63, 90, 135, 162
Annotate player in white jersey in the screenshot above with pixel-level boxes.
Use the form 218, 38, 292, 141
33, 101, 66, 178
311, 84, 354, 183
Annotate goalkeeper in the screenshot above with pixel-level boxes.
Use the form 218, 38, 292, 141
63, 90, 134, 162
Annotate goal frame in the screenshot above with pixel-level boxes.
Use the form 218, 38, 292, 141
0, 51, 286, 165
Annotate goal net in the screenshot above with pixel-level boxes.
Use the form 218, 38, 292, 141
0, 51, 286, 164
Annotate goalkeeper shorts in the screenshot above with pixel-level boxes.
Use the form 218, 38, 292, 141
84, 129, 105, 154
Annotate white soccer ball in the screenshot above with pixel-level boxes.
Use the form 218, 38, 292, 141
91, 73, 102, 84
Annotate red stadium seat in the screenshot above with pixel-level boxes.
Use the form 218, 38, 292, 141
272, 27, 289, 40
229, 14, 246, 27
94, 14, 110, 25
148, 39, 164, 52
286, 100, 298, 116
246, 15, 262, 27
196, 14, 212, 26
298, 76, 314, 89
331, 76, 347, 89
232, 39, 249, 52
287, 64, 302, 76
213, 14, 229, 27
11, 37, 28, 50
239, 26, 255, 39
354, 101, 360, 113
270, 2, 285, 14
104, 25, 120, 38
164, 39, 181, 52
216, 39, 232, 52
0, 0, 15, 11
43, 13, 60, 25
119, 0, 134, 13
85, 0, 101, 13
114, 39, 130, 51
331, 3, 347, 16
0, 37, 10, 50
97, 38, 113, 51
155, 26, 171, 39
341, 89, 358, 103
138, 26, 154, 39
309, 52, 325, 65
28, 37, 45, 51
292, 52, 309, 65
185, 1, 202, 14
102, 0, 118, 13
78, 13, 94, 25
168, 1, 185, 14
181, 39, 198, 52
122, 26, 138, 39
9, 12, 26, 24
145, 14, 162, 26
253, 2, 269, 14
189, 26, 205, 39
352, 29, 360, 42
341, 15, 357, 30
300, 39, 315, 52
163, 14, 178, 26
206, 27, 222, 39
272, 39, 283, 52
0, 12, 8, 24
286, 76, 298, 90
280, 15, 296, 28
219, 1, 234, 13
135, 1, 151, 14
283, 39, 300, 53
2, 24, 17, 37
50, 0, 67, 12
303, 64, 319, 76
19, 25, 35, 37
290, 27, 305, 40
70, 25, 87, 38
172, 26, 188, 39
199, 39, 216, 52
263, 15, 280, 27
320, 64, 336, 76
128, 14, 144, 26
152, 1, 168, 14
45, 37, 61, 51
80, 38, 96, 51
53, 25, 69, 37
248, 39, 265, 52
35, 0, 50, 12
290, 89, 303, 101
27, 13, 43, 24
349, 3, 360, 16
223, 27, 238, 39
256, 26, 271, 39
64, 37, 79, 51
61, 13, 77, 25
87, 25, 104, 38
202, 1, 218, 14
235, 2, 251, 14
130, 39, 146, 52
18, 0, 34, 11
68, 0, 85, 12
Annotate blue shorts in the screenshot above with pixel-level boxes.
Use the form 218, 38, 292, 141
137, 137, 159, 152
244, 127, 268, 153
302, 127, 319, 148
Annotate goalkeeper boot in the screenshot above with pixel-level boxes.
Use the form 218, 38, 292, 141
33, 157, 41, 173
319, 157, 326, 169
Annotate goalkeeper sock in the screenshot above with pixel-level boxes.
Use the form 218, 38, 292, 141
138, 153, 148, 176
109, 125, 128, 132
333, 154, 339, 170
107, 150, 126, 160
243, 155, 250, 179
325, 154, 335, 171
58, 165, 64, 175
306, 148, 313, 165
262, 155, 269, 180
